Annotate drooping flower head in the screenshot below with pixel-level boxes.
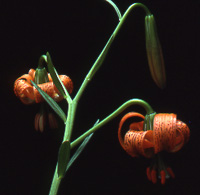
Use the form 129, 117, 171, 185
14, 57, 73, 132
14, 68, 73, 104
118, 112, 190, 184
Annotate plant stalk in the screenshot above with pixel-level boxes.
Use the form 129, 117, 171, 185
71, 99, 154, 149
48, 3, 152, 194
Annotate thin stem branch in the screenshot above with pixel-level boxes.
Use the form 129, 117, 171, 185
74, 3, 151, 104
71, 99, 154, 149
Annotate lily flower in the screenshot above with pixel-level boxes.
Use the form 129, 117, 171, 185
118, 112, 154, 158
118, 112, 190, 184
14, 67, 73, 132
14, 68, 73, 104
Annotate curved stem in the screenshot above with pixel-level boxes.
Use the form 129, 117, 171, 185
106, 0, 122, 21
74, 3, 151, 104
110, 3, 151, 40
71, 99, 154, 149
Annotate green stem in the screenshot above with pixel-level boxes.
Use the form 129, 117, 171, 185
49, 164, 61, 195
49, 102, 77, 195
49, 98, 153, 194
74, 3, 151, 103
63, 102, 77, 142
49, 3, 152, 195
71, 99, 154, 149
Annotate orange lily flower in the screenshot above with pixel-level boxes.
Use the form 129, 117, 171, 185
14, 68, 73, 104
118, 112, 190, 184
14, 68, 73, 132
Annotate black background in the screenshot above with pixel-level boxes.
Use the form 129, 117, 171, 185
1, 0, 200, 194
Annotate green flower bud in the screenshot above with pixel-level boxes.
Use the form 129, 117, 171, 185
145, 15, 166, 89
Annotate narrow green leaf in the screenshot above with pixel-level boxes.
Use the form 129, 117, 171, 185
106, 0, 122, 21
46, 52, 70, 99
57, 141, 70, 179
66, 120, 98, 172
66, 133, 94, 172
31, 80, 67, 122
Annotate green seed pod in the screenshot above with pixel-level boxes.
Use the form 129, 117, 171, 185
145, 15, 166, 89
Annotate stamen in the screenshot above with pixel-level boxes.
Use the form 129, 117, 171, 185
151, 169, 157, 184
166, 167, 175, 178
146, 167, 152, 181
160, 170, 166, 184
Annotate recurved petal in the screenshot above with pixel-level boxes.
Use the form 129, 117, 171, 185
33, 82, 60, 103
124, 130, 154, 158
14, 79, 35, 104
170, 128, 184, 152
28, 69, 36, 80
153, 114, 177, 153
176, 120, 190, 143
129, 121, 144, 130
15, 74, 34, 84
118, 112, 145, 151
170, 120, 190, 152
153, 114, 190, 153
145, 15, 166, 89
54, 75, 74, 94
143, 130, 154, 149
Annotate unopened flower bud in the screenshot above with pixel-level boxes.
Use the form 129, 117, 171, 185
145, 14, 166, 89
